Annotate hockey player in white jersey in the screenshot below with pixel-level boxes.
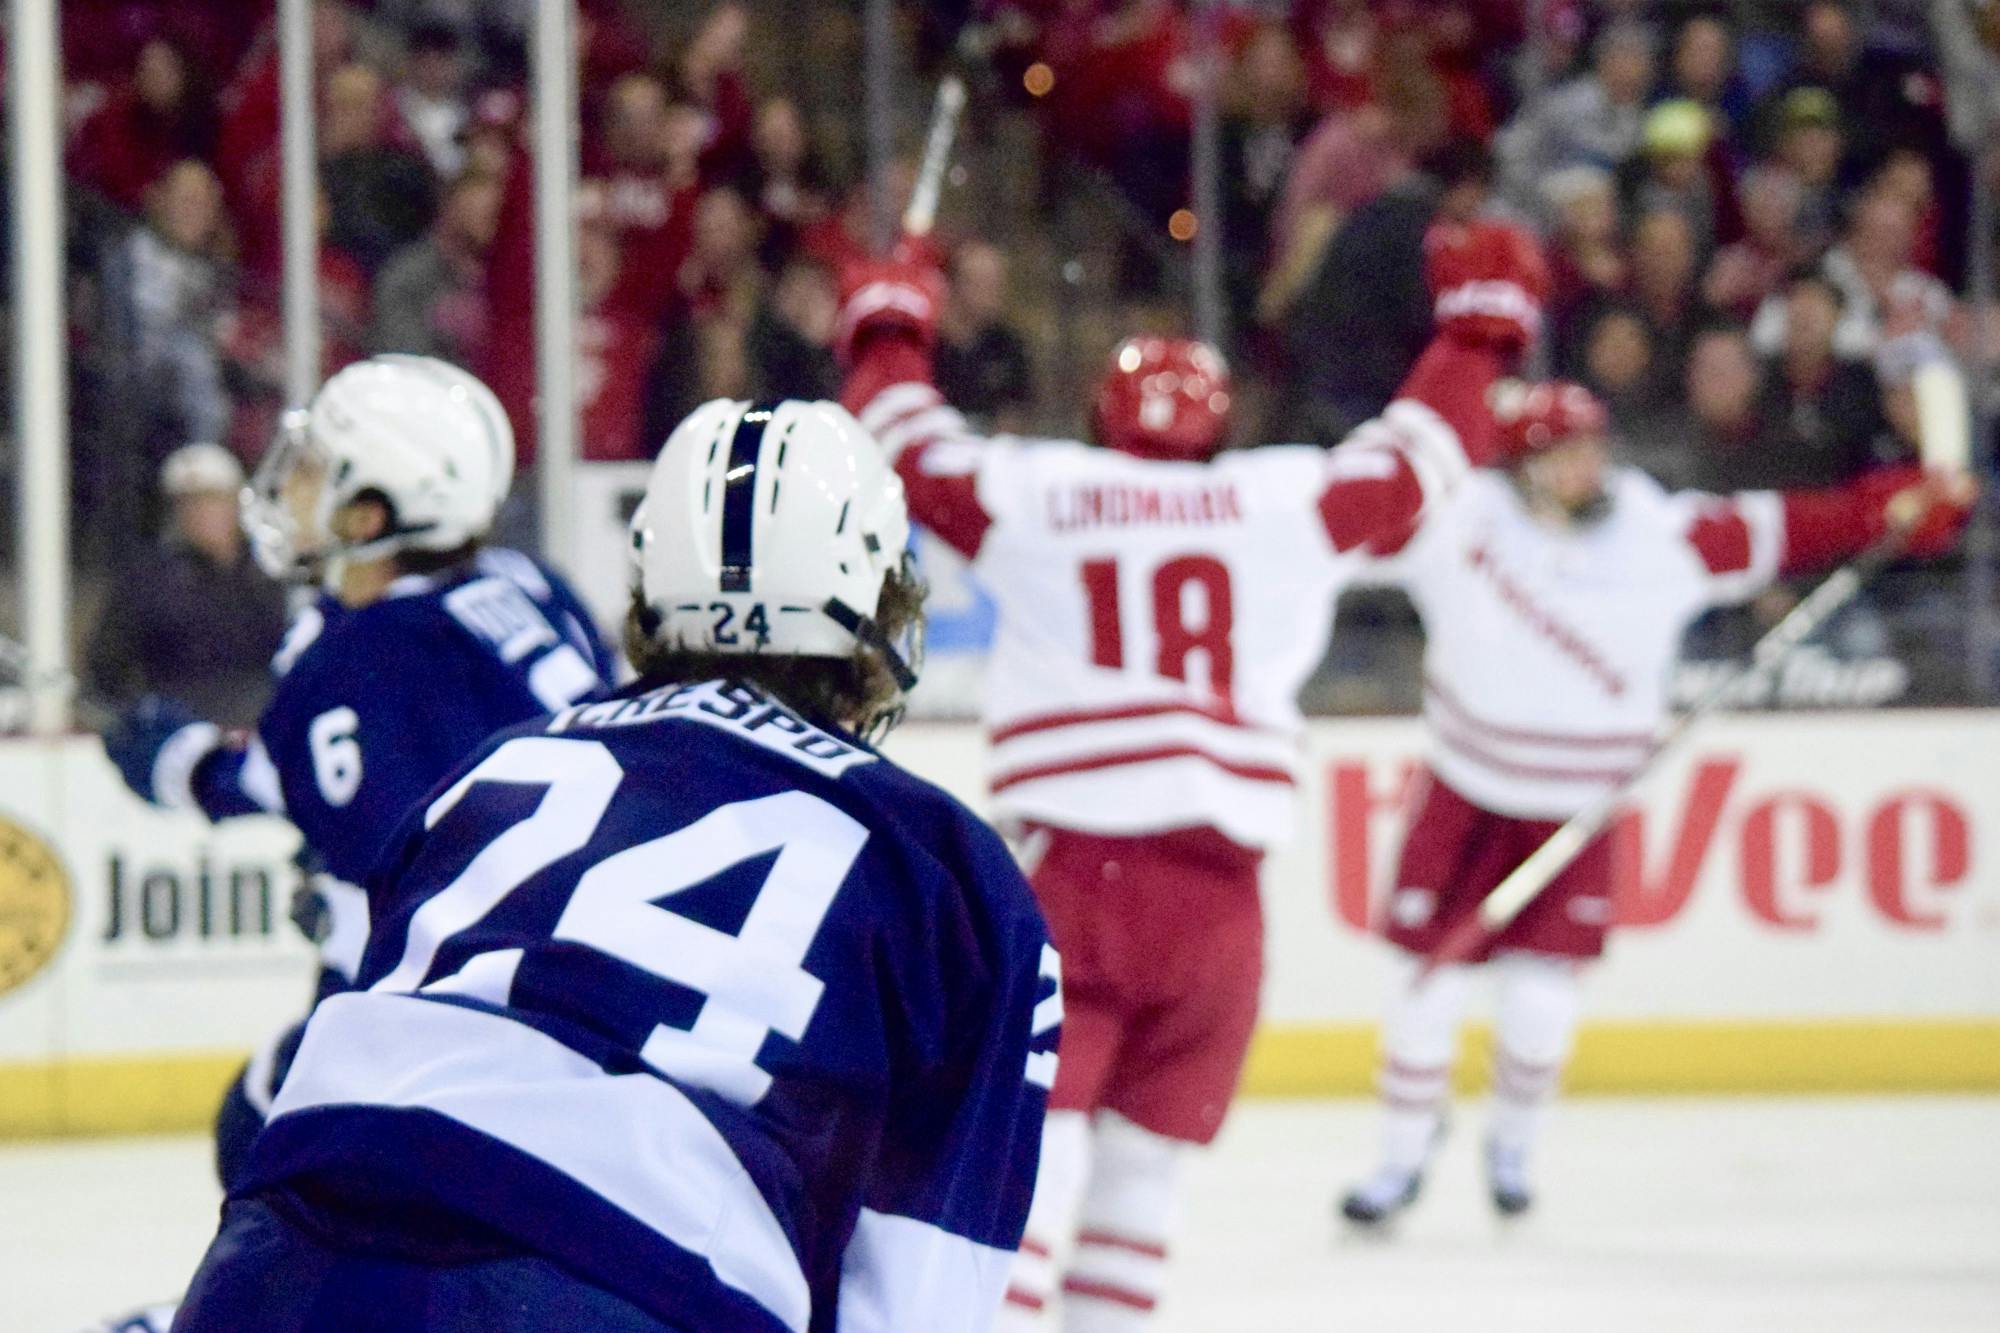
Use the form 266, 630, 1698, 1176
1339, 380, 1974, 1226
839, 219, 1548, 1328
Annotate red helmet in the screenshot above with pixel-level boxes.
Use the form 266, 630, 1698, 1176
1092, 336, 1232, 461
1492, 379, 1609, 462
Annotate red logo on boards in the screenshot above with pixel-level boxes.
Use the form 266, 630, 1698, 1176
1326, 757, 1971, 934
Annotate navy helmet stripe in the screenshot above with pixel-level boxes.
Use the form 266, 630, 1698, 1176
719, 402, 781, 593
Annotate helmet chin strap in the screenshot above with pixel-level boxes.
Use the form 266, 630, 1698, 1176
314, 521, 449, 593
821, 597, 920, 692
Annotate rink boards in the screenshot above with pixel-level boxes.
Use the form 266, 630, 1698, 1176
1, 713, 1997, 1136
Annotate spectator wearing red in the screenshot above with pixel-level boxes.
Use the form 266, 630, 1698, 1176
671, 1, 755, 184
1293, 0, 1382, 113
574, 74, 702, 324
71, 36, 218, 213
213, 2, 358, 272
59, 4, 237, 90
487, 210, 661, 465
221, 182, 371, 455
483, 26, 748, 462
1415, 2, 1498, 143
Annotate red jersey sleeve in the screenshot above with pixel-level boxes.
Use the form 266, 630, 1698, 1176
1673, 490, 1787, 605
1677, 465, 1939, 606
1315, 336, 1506, 556
842, 330, 997, 561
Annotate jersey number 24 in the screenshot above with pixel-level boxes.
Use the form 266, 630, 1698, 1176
370, 737, 865, 1107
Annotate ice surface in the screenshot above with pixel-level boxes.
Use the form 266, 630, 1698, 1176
4, 1098, 1995, 1332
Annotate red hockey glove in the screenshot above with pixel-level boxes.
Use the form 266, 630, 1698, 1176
835, 258, 946, 366
1424, 220, 1549, 356
1857, 464, 1979, 559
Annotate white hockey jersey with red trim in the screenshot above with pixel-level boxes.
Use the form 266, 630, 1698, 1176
1376, 468, 1785, 820
857, 380, 1478, 850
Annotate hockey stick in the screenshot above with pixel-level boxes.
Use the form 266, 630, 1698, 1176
902, 74, 967, 240
1417, 343, 1975, 977
1416, 495, 1935, 978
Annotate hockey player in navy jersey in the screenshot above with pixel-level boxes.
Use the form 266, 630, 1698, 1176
169, 398, 1059, 1333
102, 355, 615, 1189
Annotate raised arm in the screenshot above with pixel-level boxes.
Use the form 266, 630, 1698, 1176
1316, 220, 1549, 556
837, 261, 1001, 561
1675, 464, 1975, 605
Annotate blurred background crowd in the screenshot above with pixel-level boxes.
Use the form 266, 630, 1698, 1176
1, 0, 1997, 718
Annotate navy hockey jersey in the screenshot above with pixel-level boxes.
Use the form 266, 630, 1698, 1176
240, 679, 1060, 1332
194, 550, 615, 986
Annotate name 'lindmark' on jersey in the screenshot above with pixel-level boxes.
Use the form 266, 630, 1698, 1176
1047, 483, 1246, 533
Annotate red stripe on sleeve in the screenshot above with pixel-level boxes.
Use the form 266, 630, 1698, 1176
1318, 453, 1426, 554
1685, 505, 1754, 576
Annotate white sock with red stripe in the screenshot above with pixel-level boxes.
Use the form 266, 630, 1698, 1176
1487, 951, 1583, 1158
1062, 1111, 1183, 1331
999, 1109, 1091, 1327
1375, 961, 1472, 1172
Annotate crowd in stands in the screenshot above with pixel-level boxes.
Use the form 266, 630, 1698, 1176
993, 1, 1988, 499
11, 6, 962, 513
8, 0, 1997, 706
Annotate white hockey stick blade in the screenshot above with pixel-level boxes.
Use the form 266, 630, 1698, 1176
1913, 359, 1971, 475
903, 75, 967, 238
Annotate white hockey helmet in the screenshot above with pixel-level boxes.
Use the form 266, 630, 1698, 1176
629, 398, 921, 707
373, 353, 517, 505
244, 355, 505, 584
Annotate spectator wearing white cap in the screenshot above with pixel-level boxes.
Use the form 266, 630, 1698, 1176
85, 444, 289, 728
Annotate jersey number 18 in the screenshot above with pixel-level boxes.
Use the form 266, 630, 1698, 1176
1081, 554, 1235, 700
